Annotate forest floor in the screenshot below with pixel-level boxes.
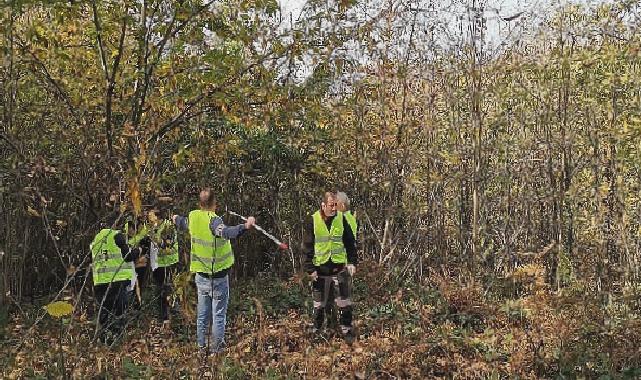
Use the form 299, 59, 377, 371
1, 261, 641, 379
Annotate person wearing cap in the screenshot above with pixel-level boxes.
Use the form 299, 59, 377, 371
302, 191, 358, 343
172, 188, 256, 355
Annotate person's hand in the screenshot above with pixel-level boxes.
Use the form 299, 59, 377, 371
346, 264, 356, 277
244, 216, 256, 229
172, 214, 178, 224
310, 271, 318, 281
129, 247, 141, 258
136, 256, 148, 267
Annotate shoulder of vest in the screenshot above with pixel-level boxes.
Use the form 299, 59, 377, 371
154, 220, 169, 231
190, 209, 217, 217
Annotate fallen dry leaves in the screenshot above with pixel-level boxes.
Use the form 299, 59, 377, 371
2, 263, 641, 379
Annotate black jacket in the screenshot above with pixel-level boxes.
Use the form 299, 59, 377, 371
113, 232, 141, 262
302, 213, 357, 275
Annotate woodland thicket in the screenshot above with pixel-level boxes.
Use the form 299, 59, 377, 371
2, 0, 641, 378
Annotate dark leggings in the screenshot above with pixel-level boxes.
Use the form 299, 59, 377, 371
94, 281, 128, 334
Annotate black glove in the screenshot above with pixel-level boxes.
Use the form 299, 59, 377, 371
129, 247, 141, 260
139, 236, 151, 252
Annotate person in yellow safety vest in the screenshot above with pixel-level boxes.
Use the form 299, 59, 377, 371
336, 191, 357, 239
91, 214, 142, 345
149, 201, 180, 325
172, 188, 256, 356
302, 191, 358, 343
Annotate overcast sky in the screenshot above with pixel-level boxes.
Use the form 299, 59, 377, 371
274, 0, 605, 82
278, 0, 604, 22
276, 0, 605, 49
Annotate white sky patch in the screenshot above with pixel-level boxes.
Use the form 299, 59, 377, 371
275, 0, 603, 83
279, 0, 306, 22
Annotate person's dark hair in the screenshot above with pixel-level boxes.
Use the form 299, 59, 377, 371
154, 206, 167, 220
199, 188, 216, 208
322, 191, 336, 204
154, 194, 173, 219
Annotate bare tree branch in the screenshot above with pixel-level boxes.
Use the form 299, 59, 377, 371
91, 0, 110, 83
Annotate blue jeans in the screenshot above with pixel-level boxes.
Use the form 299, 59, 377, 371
195, 273, 229, 352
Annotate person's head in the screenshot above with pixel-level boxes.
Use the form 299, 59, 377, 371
335, 191, 350, 212
155, 195, 173, 220
199, 188, 216, 210
320, 191, 337, 217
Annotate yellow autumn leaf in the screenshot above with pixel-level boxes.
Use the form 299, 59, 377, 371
128, 179, 142, 217
27, 206, 40, 217
45, 301, 73, 318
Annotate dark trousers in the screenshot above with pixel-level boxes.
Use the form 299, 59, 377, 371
135, 266, 149, 289
312, 269, 353, 332
152, 266, 174, 321
94, 280, 128, 335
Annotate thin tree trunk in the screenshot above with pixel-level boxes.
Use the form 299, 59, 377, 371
0, 0, 17, 309
469, 0, 485, 271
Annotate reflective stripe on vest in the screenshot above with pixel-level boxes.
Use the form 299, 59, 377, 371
154, 219, 179, 267
312, 211, 347, 266
95, 265, 129, 274
191, 250, 233, 266
188, 209, 234, 274
90, 228, 133, 285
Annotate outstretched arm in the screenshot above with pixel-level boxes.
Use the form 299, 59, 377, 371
210, 216, 254, 239
114, 232, 140, 262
